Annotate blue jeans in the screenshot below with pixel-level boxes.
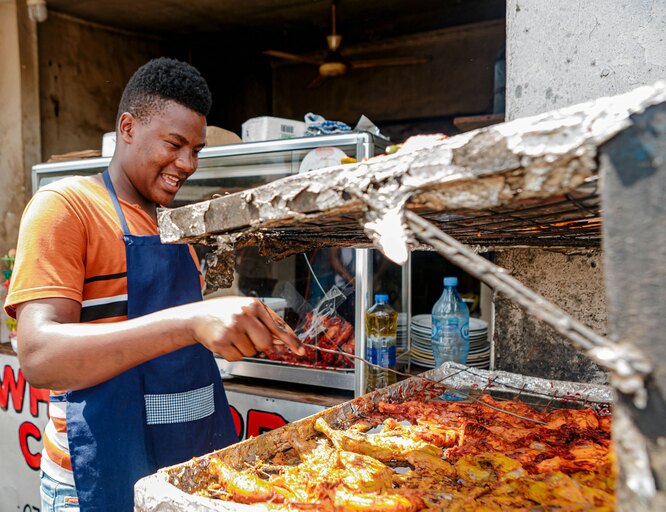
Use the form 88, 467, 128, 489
40, 472, 79, 512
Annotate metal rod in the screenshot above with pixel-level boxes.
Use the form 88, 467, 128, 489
301, 342, 545, 425
542, 393, 557, 414
354, 248, 371, 396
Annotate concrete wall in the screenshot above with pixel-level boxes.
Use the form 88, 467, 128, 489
494, 250, 607, 383
0, 0, 40, 255
38, 13, 166, 160
506, 0, 666, 120
498, 0, 666, 382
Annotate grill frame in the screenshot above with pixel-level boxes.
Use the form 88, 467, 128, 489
135, 362, 611, 511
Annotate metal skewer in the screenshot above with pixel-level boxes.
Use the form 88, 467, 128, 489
300, 342, 546, 425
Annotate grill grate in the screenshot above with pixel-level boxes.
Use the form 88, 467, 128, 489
243, 178, 601, 253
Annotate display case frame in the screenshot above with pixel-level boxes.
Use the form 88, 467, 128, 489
32, 132, 401, 395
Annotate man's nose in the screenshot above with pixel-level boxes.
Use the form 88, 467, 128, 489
175, 150, 197, 173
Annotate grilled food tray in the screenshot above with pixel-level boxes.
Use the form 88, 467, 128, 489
135, 363, 611, 511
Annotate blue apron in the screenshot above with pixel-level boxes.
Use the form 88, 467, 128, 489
64, 170, 238, 511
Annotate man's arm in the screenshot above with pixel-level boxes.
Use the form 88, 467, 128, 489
17, 296, 302, 391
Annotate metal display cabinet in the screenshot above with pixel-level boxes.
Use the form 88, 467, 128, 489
32, 132, 407, 396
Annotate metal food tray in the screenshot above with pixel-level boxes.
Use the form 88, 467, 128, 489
135, 363, 611, 511
217, 357, 355, 390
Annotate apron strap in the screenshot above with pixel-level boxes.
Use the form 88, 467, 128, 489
103, 169, 131, 236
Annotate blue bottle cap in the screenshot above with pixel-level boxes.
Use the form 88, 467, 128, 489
443, 276, 458, 287
375, 294, 389, 303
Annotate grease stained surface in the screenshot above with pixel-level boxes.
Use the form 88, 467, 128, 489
196, 393, 615, 511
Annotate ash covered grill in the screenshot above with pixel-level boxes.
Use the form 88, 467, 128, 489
150, 83, 666, 509
195, 177, 601, 258
135, 363, 612, 511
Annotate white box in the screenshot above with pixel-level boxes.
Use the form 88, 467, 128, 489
241, 116, 305, 142
102, 132, 116, 157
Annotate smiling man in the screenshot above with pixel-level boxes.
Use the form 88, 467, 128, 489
5, 58, 303, 512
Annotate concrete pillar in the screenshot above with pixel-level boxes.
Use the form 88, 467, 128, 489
0, 0, 41, 254
493, 0, 666, 382
502, 7, 666, 504
506, 0, 666, 119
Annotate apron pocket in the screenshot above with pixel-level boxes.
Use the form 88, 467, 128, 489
144, 383, 215, 425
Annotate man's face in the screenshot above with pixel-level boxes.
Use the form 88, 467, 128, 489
121, 100, 206, 206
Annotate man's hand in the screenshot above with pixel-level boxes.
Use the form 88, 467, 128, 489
185, 297, 304, 361
16, 296, 303, 391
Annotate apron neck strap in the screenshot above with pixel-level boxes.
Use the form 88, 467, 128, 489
102, 170, 131, 236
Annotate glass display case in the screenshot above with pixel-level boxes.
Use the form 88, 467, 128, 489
32, 132, 409, 396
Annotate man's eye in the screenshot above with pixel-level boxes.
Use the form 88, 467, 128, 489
167, 141, 180, 149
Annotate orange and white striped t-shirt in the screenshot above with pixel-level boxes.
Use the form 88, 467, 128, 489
5, 175, 202, 485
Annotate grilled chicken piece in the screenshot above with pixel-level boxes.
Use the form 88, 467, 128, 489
273, 441, 393, 500
543, 408, 600, 430
314, 418, 454, 475
535, 443, 611, 474
333, 487, 423, 511
339, 450, 394, 492
382, 417, 458, 448
207, 458, 284, 504
454, 452, 526, 483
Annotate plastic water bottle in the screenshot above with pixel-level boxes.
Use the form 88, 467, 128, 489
432, 276, 470, 367
431, 277, 469, 400
365, 294, 397, 391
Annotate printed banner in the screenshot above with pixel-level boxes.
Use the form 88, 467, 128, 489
0, 353, 48, 512
0, 353, 329, 509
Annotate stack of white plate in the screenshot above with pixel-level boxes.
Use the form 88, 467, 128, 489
397, 313, 408, 353
467, 318, 491, 369
410, 315, 436, 367
409, 315, 490, 369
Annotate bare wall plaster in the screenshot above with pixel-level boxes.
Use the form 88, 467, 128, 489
506, 0, 666, 120
0, 0, 39, 254
493, 250, 607, 383
38, 14, 165, 161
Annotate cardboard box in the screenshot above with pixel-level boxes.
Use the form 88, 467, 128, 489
241, 116, 305, 142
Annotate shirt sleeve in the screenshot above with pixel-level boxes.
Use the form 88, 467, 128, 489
5, 189, 87, 318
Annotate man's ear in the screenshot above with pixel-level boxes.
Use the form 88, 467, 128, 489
117, 112, 136, 144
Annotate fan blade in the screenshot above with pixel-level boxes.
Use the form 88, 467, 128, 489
263, 50, 322, 67
307, 73, 329, 89
350, 56, 430, 69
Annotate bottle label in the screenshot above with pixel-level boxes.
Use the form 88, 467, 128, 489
433, 317, 458, 338
460, 321, 469, 341
366, 336, 397, 367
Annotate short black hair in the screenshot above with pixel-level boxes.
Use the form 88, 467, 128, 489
117, 57, 212, 125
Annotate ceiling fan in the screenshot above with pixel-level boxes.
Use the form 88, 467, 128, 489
263, 0, 429, 86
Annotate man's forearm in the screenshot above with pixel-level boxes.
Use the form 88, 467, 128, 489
17, 295, 302, 392
18, 307, 196, 391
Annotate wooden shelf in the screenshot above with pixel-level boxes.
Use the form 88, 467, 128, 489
453, 113, 505, 132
